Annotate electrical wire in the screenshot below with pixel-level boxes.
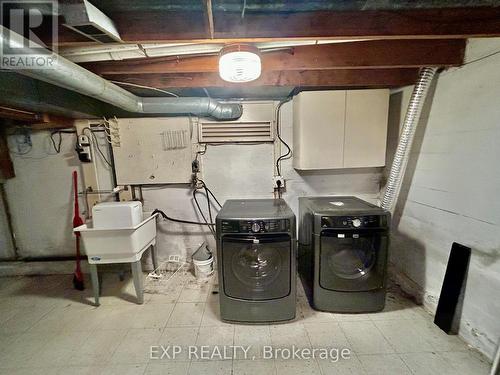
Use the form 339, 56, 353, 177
149, 179, 222, 240
110, 80, 179, 97
50, 131, 62, 153
197, 179, 222, 208
81, 127, 112, 167
275, 97, 293, 176
193, 188, 215, 237
462, 49, 500, 66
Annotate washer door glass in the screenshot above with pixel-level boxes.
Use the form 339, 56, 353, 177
319, 231, 388, 292
222, 235, 291, 300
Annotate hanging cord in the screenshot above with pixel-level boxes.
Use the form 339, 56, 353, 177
192, 178, 222, 237
275, 97, 293, 176
193, 188, 215, 237
50, 129, 76, 154
50, 131, 62, 153
197, 179, 222, 208
150, 179, 222, 240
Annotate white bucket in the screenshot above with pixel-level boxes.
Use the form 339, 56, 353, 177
193, 255, 214, 280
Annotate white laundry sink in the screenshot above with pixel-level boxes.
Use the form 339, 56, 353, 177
74, 214, 158, 264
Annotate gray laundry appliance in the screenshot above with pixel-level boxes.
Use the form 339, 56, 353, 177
298, 196, 390, 313
216, 199, 296, 323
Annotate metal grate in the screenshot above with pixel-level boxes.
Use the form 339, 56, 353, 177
199, 121, 273, 143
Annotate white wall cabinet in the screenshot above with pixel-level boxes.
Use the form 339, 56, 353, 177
293, 89, 389, 170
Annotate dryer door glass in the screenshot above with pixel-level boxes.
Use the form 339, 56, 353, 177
319, 230, 388, 292
222, 235, 291, 300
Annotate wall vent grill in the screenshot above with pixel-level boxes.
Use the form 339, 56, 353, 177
198, 121, 273, 143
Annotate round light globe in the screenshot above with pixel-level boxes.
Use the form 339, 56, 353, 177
219, 45, 261, 83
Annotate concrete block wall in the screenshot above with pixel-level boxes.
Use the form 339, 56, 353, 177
387, 38, 500, 359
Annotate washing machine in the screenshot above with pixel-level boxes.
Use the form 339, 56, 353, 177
298, 196, 390, 313
216, 199, 296, 323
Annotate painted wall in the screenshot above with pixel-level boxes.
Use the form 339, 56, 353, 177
142, 101, 382, 263
387, 39, 500, 359
2, 102, 383, 262
3, 130, 112, 258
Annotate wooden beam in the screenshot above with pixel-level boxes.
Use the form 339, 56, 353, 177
213, 8, 500, 40
0, 106, 74, 129
107, 68, 420, 89
83, 39, 465, 76
0, 106, 39, 122
54, 7, 500, 45
30, 114, 75, 130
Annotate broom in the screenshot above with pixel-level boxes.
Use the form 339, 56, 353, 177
72, 170, 85, 291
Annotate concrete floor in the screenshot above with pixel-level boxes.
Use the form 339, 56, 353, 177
0, 267, 491, 375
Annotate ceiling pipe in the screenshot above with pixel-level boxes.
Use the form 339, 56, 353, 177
0, 26, 243, 120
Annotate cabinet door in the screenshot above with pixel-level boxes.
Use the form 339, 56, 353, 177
293, 91, 345, 169
343, 89, 389, 168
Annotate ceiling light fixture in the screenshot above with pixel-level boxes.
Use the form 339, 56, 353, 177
218, 44, 261, 83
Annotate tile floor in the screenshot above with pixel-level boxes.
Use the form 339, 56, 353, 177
0, 267, 491, 375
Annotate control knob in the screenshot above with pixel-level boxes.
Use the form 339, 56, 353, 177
251, 222, 261, 233
352, 218, 362, 228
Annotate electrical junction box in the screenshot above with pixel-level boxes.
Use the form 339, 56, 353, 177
92, 201, 143, 229
273, 176, 285, 189
110, 117, 194, 184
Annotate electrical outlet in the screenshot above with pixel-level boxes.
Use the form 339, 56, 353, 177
168, 255, 181, 263
273, 176, 285, 190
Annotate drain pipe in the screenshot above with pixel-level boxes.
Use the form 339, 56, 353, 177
0, 27, 242, 120
381, 67, 437, 211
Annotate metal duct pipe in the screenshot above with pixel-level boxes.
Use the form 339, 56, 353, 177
142, 97, 244, 120
381, 67, 437, 211
0, 26, 242, 120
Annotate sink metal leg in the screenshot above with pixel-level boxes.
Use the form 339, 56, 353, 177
151, 244, 158, 272
89, 263, 100, 306
131, 260, 144, 304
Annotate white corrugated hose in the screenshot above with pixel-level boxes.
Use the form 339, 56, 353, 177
381, 67, 437, 211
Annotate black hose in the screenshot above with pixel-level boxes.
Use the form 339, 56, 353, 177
192, 189, 216, 236
151, 209, 214, 226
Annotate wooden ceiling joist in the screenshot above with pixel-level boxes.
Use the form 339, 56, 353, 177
82, 39, 465, 76
55, 7, 500, 45
0, 106, 74, 130
212, 8, 500, 40
109, 68, 420, 89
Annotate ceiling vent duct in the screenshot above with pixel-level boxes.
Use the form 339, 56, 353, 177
61, 0, 122, 44
0, 26, 243, 121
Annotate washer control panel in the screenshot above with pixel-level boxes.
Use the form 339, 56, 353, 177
221, 219, 290, 233
321, 215, 386, 229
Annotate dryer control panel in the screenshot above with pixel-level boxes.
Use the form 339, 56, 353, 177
321, 215, 387, 229
221, 219, 290, 233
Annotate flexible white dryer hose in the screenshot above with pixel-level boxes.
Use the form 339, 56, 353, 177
381, 67, 437, 211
